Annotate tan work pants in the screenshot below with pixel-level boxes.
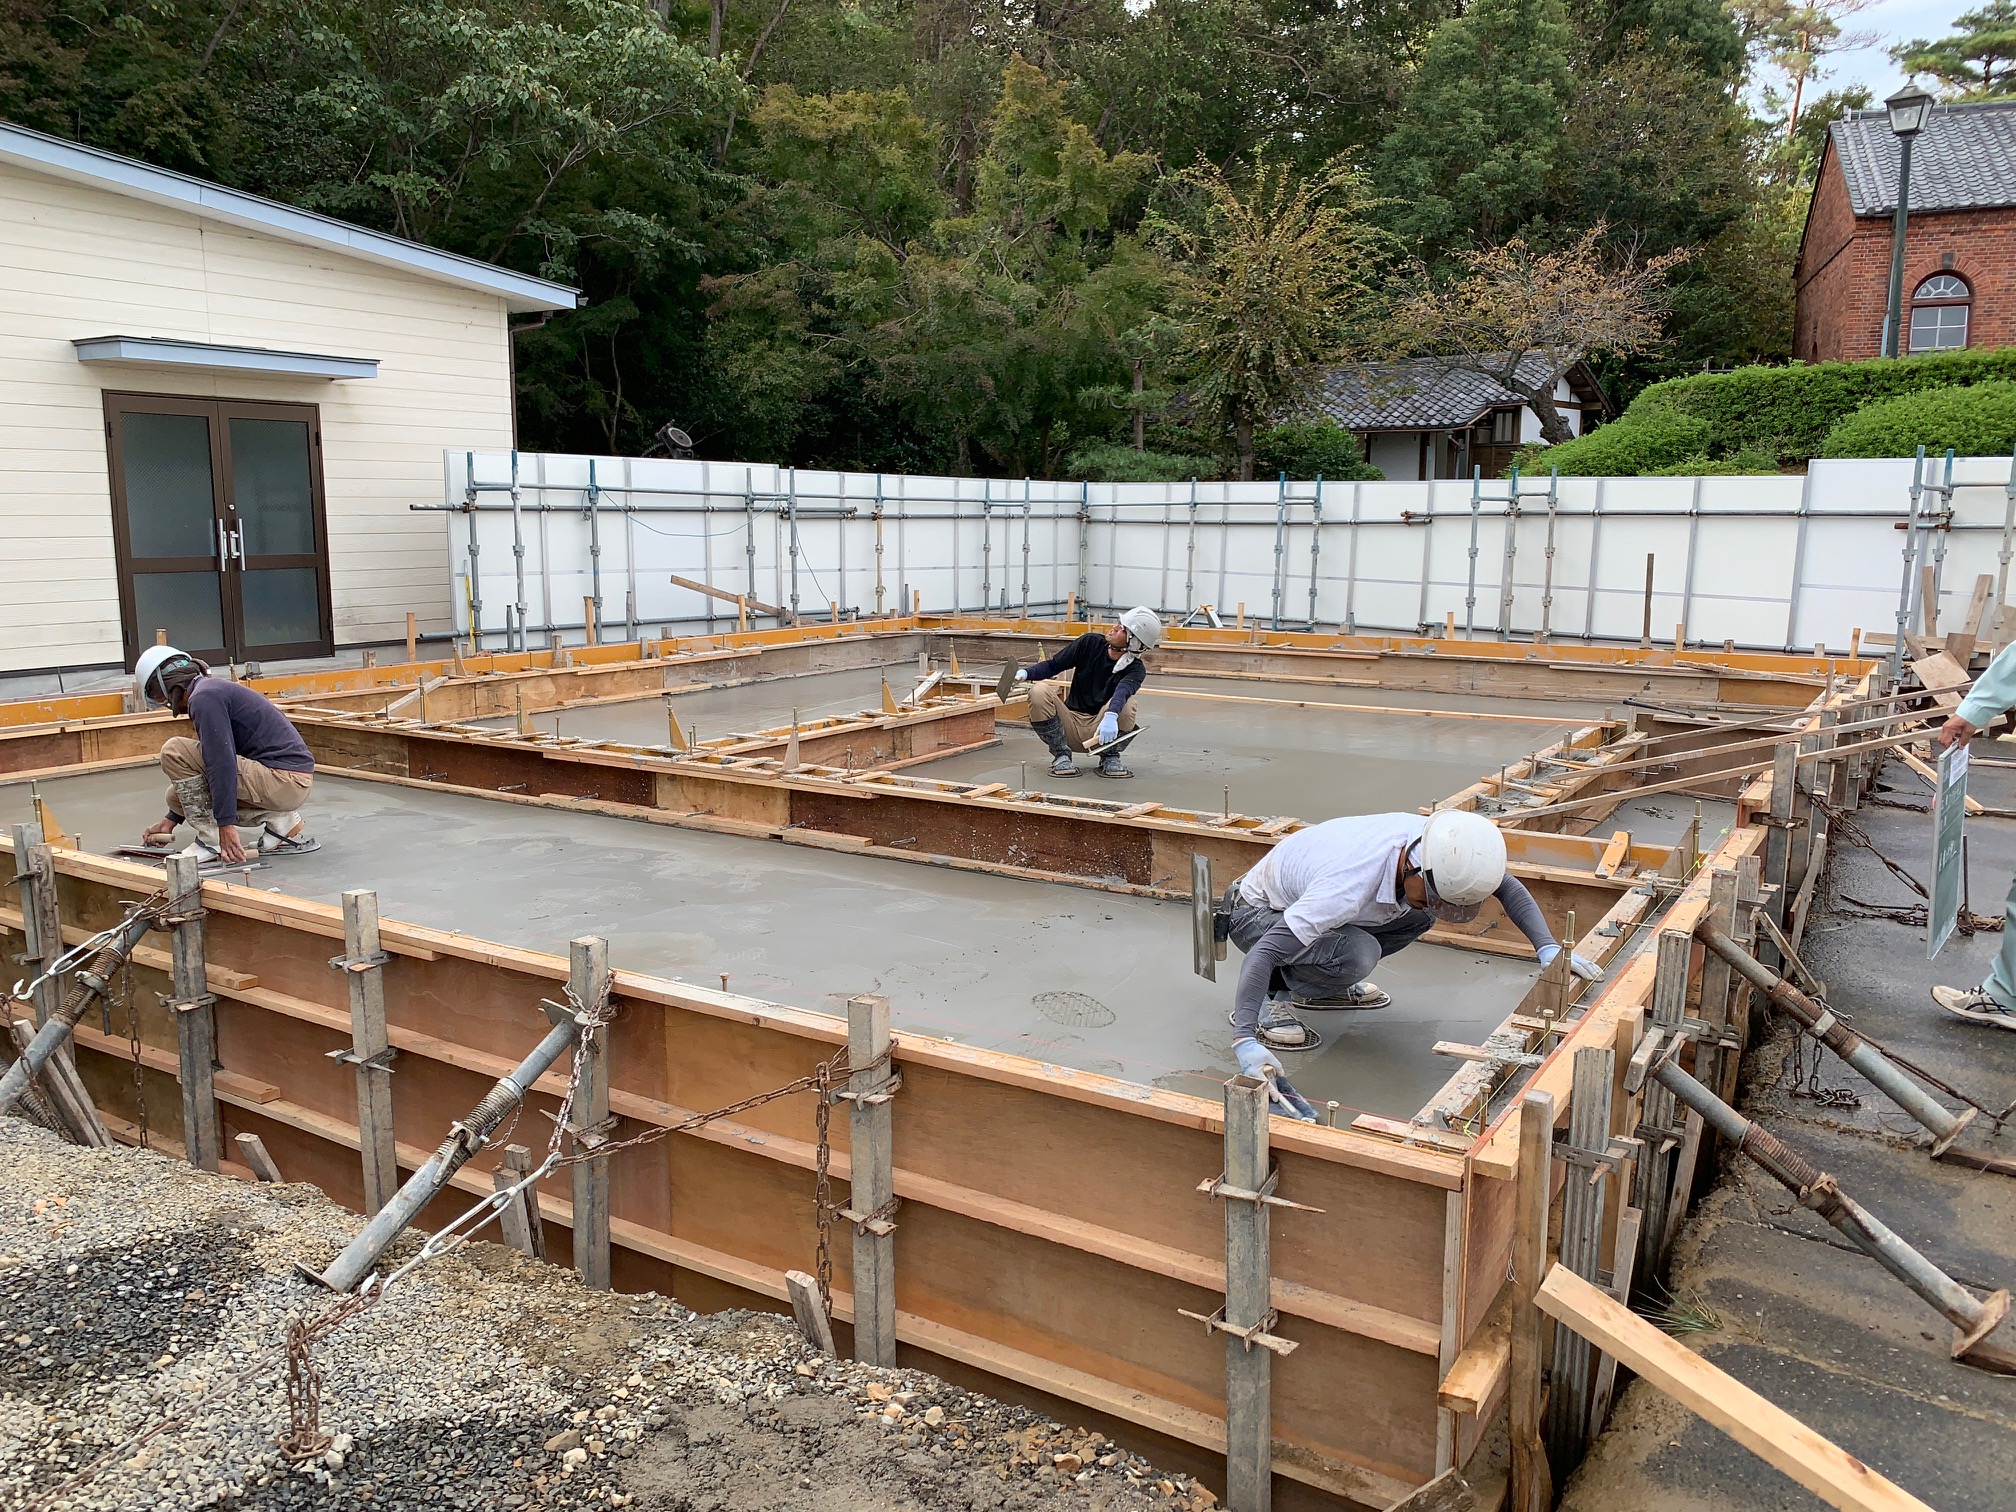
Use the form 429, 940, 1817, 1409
1026, 677, 1138, 752
161, 736, 314, 830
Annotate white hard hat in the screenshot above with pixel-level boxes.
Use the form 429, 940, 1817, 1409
1415, 810, 1507, 919
1119, 606, 1163, 653
134, 645, 200, 707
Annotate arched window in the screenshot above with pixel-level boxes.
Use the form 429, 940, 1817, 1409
1909, 273, 1971, 352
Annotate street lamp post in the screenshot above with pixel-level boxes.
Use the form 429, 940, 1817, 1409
1882, 83, 1937, 359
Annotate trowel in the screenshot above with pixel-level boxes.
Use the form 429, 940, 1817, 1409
1085, 724, 1146, 759
995, 662, 1020, 701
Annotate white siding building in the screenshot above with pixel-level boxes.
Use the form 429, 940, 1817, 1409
0, 122, 576, 677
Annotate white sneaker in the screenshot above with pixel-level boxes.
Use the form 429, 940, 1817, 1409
175, 839, 221, 863
1231, 1000, 1324, 1051
1931, 984, 2016, 1031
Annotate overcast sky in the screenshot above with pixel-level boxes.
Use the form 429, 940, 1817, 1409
1828, 0, 1971, 100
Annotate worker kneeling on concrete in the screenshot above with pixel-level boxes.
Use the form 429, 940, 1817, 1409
1009, 607, 1160, 778
133, 646, 318, 864
1933, 656, 2016, 1030
1226, 810, 1602, 1061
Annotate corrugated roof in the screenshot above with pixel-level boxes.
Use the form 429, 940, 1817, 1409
1308, 355, 1558, 431
0, 119, 579, 314
1830, 100, 2016, 218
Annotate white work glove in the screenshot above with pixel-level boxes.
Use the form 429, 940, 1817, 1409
1234, 1039, 1317, 1121
1096, 711, 1120, 746
1537, 944, 1604, 982
1014, 668, 1029, 683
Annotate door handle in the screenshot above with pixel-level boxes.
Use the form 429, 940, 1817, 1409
217, 519, 231, 571
231, 527, 246, 565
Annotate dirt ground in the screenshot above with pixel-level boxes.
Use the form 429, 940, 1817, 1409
0, 1117, 1218, 1512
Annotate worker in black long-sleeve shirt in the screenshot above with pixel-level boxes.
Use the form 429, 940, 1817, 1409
132, 646, 318, 864
1009, 607, 1162, 778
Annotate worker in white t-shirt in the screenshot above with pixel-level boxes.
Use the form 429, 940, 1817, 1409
1222, 810, 1603, 1115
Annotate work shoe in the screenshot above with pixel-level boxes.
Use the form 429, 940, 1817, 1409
258, 828, 320, 855
1049, 752, 1078, 778
1233, 1000, 1324, 1052
1095, 754, 1132, 778
1290, 982, 1392, 1011
175, 839, 222, 864
1932, 985, 2016, 1031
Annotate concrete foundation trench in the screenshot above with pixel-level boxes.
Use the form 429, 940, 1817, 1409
5, 617, 2000, 1512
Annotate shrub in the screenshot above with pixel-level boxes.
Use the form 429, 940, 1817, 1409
1818, 381, 2016, 459
1514, 408, 1712, 477
1064, 443, 1218, 483
1518, 346, 2016, 475
1253, 422, 1383, 481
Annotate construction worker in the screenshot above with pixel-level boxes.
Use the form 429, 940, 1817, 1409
1010, 607, 1162, 778
1933, 653, 2016, 1030
133, 646, 318, 864
1225, 810, 1603, 1079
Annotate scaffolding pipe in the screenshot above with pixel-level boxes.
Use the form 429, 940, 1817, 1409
0, 911, 155, 1114
306, 1007, 581, 1293
1270, 473, 1288, 630
1894, 449, 1928, 685
509, 452, 528, 653
1699, 924, 1975, 1153
1651, 1058, 2009, 1358
1539, 472, 1559, 640
1306, 477, 1323, 630
585, 458, 604, 629
1464, 471, 1483, 638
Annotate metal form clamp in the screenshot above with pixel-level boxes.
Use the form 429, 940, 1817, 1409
839, 1196, 902, 1236
328, 950, 389, 975
1195, 1165, 1327, 1214
1176, 1303, 1300, 1356
325, 1045, 398, 1072
833, 1073, 902, 1107
163, 992, 219, 1016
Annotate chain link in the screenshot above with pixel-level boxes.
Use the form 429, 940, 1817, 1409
121, 953, 149, 1151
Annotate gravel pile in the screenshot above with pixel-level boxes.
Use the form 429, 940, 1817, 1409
0, 1119, 1220, 1511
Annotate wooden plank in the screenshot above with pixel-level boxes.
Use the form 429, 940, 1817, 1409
1437, 1285, 1510, 1414
671, 574, 786, 619
235, 1130, 286, 1182
1537, 1266, 1936, 1512
1594, 830, 1630, 879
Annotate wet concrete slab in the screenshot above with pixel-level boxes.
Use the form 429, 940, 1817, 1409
5, 766, 1549, 1121
901, 676, 1605, 822
1561, 754, 2016, 1512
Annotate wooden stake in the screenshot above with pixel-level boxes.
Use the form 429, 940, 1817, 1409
494, 1143, 545, 1259
1674, 621, 1686, 653
165, 852, 221, 1173
1921, 564, 1939, 637
1587, 1205, 1642, 1434
405, 611, 418, 663
584, 595, 599, 646
880, 678, 899, 715
569, 936, 613, 1289
737, 595, 748, 633
1445, 611, 1455, 640
830, 599, 839, 624
155, 627, 168, 646
236, 1131, 285, 1182
1510, 1088, 1555, 1512
664, 697, 689, 751
1640, 555, 1655, 648
1222, 1073, 1276, 1512
362, 649, 377, 669
1065, 592, 1077, 622
1236, 602, 1247, 630
847, 993, 898, 1367
340, 890, 400, 1215
913, 588, 922, 615
1537, 1266, 1937, 1512
516, 686, 532, 738
1850, 626, 1863, 659
786, 1268, 837, 1356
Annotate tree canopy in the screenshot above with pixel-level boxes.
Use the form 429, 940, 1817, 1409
0, 0, 1837, 477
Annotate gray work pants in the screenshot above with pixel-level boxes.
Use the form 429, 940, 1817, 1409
1987, 871, 2016, 1009
1226, 889, 1435, 999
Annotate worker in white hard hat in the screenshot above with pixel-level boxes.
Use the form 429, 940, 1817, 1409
1222, 809, 1605, 1093
132, 646, 318, 865
1008, 607, 1161, 778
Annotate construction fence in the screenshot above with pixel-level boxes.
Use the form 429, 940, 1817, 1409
438, 449, 2016, 657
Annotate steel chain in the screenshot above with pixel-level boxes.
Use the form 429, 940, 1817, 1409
121, 953, 149, 1151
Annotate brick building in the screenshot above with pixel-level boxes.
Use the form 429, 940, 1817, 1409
1796, 101, 2016, 362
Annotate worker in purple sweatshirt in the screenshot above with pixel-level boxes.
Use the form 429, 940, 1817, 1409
132, 646, 318, 864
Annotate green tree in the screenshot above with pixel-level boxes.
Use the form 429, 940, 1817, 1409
1373, 0, 1577, 253
1892, 2, 2016, 97
1151, 155, 1393, 479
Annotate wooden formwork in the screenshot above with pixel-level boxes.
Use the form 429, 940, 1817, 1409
8, 838, 1473, 1509
0, 622, 1882, 1506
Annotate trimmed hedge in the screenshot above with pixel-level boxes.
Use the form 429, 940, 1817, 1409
1522, 347, 2016, 475
1818, 381, 2016, 459
1064, 443, 1217, 483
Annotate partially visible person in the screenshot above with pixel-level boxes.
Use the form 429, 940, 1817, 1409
1932, 649, 2016, 1030
133, 646, 317, 864
1010, 607, 1162, 778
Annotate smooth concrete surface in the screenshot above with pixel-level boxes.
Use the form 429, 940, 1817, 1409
930, 676, 1603, 820
4, 765, 1547, 1120
491, 666, 1610, 823
1561, 756, 2016, 1512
